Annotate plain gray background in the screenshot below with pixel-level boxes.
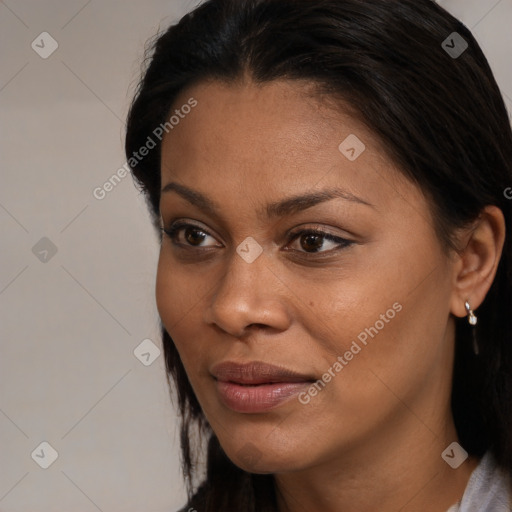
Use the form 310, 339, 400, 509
1, 1, 511, 511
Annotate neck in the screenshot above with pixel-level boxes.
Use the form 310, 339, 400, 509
274, 413, 479, 512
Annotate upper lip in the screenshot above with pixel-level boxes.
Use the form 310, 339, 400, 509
211, 361, 315, 385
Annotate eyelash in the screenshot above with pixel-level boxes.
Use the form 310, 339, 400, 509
160, 221, 354, 255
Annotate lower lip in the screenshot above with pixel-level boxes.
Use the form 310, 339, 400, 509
215, 380, 311, 413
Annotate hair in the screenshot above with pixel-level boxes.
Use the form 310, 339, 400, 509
125, 0, 512, 510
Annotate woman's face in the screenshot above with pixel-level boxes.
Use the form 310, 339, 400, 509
156, 79, 458, 473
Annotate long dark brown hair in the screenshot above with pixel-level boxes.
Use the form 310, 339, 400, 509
125, 1, 512, 510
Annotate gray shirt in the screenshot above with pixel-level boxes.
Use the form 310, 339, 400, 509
446, 451, 512, 511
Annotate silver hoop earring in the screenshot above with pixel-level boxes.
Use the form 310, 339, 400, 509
465, 301, 479, 355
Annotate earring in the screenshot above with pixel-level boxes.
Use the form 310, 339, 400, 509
464, 301, 477, 326
464, 301, 479, 355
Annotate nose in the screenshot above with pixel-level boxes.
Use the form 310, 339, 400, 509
203, 244, 292, 338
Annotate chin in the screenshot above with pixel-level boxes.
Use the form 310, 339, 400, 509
230, 451, 300, 474
219, 433, 309, 474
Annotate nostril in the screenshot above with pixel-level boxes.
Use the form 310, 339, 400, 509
247, 323, 267, 329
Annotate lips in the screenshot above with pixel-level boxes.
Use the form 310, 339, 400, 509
211, 361, 315, 385
211, 361, 316, 413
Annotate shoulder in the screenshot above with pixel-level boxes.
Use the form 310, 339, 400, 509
459, 450, 512, 511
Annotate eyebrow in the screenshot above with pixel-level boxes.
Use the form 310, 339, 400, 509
160, 181, 374, 219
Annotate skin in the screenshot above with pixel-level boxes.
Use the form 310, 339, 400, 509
156, 78, 505, 512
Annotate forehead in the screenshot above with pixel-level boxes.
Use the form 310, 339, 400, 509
159, 78, 421, 218
163, 78, 379, 159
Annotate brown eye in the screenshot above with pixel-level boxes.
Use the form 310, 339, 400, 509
161, 222, 354, 256
183, 226, 207, 246
300, 233, 324, 252
161, 222, 220, 248
288, 229, 354, 254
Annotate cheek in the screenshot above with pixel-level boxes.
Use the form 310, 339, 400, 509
281, 258, 401, 360
303, 238, 451, 392
318, 269, 453, 426
155, 249, 203, 326
155, 250, 210, 365
155, 252, 179, 330
155, 252, 196, 362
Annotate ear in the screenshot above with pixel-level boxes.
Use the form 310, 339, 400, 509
450, 205, 506, 319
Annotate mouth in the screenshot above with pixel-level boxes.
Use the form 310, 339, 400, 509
211, 360, 316, 384
211, 361, 316, 413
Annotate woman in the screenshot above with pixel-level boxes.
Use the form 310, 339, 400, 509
125, 0, 512, 510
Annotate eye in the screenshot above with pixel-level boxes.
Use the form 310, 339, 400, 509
161, 221, 220, 248
161, 222, 355, 255
287, 227, 354, 254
